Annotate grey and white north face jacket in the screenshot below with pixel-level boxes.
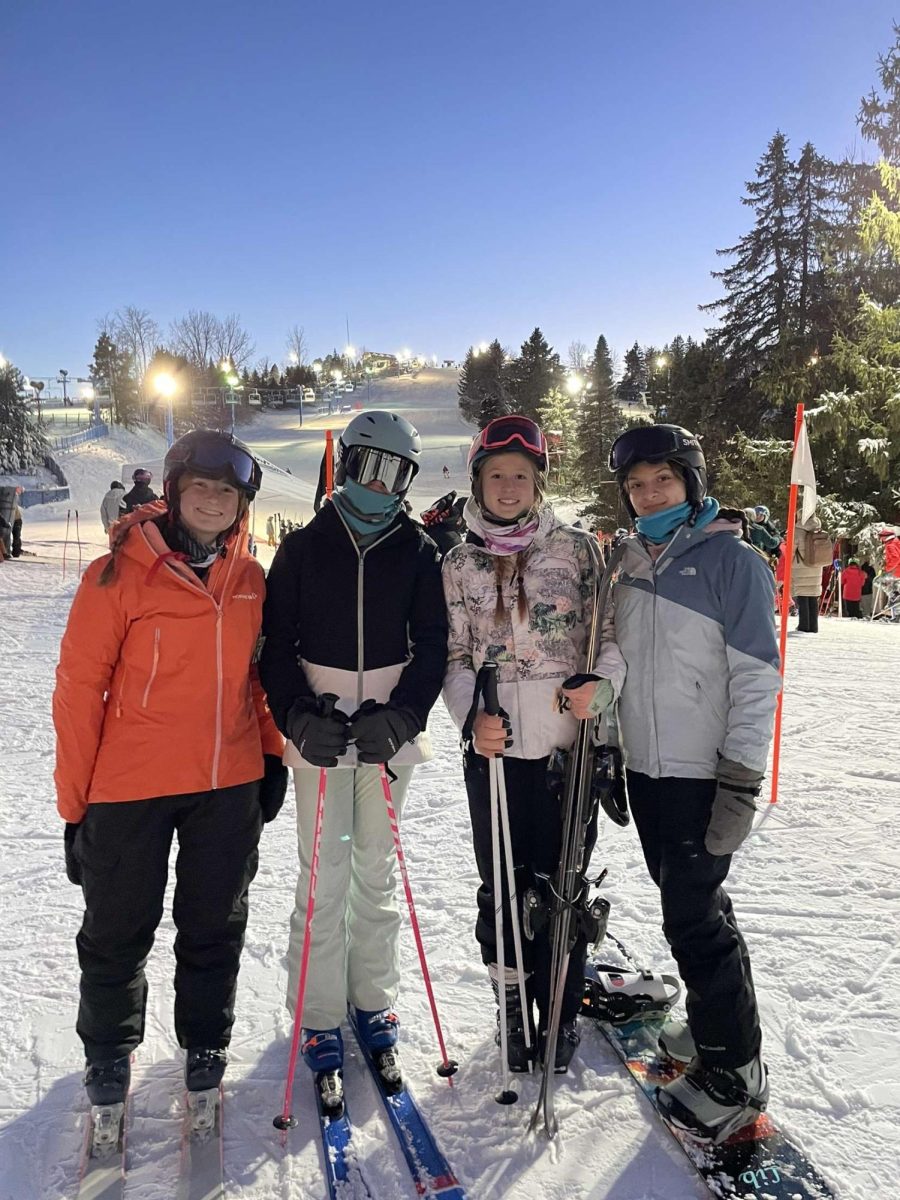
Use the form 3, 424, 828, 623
612, 517, 781, 779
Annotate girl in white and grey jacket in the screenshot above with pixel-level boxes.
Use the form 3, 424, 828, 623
442, 415, 624, 1074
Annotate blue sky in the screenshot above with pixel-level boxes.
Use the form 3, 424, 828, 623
1, 0, 896, 382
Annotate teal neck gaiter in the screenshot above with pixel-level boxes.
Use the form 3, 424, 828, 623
332, 476, 401, 538
635, 497, 720, 544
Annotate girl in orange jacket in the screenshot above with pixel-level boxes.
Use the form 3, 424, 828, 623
53, 430, 285, 1108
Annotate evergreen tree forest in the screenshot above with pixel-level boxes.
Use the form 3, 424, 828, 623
457, 27, 900, 533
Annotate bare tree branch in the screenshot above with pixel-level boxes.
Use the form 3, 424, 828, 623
109, 306, 161, 380
286, 324, 309, 365
214, 314, 255, 368
169, 310, 220, 369
568, 340, 589, 370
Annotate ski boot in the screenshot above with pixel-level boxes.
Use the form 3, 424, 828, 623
657, 1052, 769, 1144
489, 965, 535, 1073
84, 1056, 131, 1106
658, 1019, 696, 1064
539, 1018, 581, 1074
302, 1028, 345, 1118
185, 1047, 228, 1092
355, 1008, 403, 1093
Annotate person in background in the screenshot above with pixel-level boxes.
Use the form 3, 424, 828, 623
54, 430, 285, 1109
100, 481, 126, 533
791, 512, 826, 633
265, 514, 276, 547
860, 560, 877, 620
841, 558, 867, 619
744, 508, 781, 556
11, 489, 23, 557
753, 505, 781, 540
421, 491, 467, 559
122, 468, 158, 513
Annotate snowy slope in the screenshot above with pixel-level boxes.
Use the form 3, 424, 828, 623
0, 386, 897, 1199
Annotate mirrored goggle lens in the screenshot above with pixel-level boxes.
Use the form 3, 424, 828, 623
608, 426, 684, 472
189, 442, 260, 488
346, 447, 415, 493
481, 416, 544, 454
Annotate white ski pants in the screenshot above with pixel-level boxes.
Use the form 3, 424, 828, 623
287, 764, 413, 1030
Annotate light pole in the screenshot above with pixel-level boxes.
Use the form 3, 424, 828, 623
654, 354, 670, 420
155, 373, 177, 446
58, 368, 70, 406
365, 366, 372, 404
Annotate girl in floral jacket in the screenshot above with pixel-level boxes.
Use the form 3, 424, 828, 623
442, 415, 624, 1074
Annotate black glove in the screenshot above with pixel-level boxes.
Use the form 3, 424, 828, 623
349, 700, 421, 764
64, 822, 82, 885
259, 754, 288, 822
705, 757, 762, 855
287, 696, 350, 768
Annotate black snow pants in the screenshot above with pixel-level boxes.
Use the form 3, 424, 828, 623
74, 781, 263, 1062
464, 752, 597, 1027
796, 595, 819, 632
626, 771, 761, 1069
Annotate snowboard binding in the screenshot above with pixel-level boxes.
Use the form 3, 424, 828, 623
582, 963, 682, 1026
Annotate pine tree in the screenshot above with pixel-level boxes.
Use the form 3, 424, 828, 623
457, 340, 511, 426
0, 363, 46, 472
574, 335, 626, 528
537, 387, 576, 490
616, 342, 647, 408
507, 328, 560, 423
90, 333, 141, 426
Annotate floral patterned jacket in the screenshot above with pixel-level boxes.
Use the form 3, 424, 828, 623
441, 505, 625, 760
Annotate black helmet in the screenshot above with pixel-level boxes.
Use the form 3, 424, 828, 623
132, 468, 153, 485
608, 424, 707, 515
163, 430, 262, 500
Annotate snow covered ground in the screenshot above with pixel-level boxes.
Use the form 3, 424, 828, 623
0, 380, 897, 1198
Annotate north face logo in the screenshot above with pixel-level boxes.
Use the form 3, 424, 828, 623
679, 567, 696, 576
232, 592, 259, 600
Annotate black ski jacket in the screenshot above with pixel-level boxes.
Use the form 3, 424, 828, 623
123, 482, 159, 512
260, 502, 448, 764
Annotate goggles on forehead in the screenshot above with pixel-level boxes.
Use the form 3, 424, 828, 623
180, 441, 262, 492
478, 415, 547, 458
608, 426, 701, 473
343, 445, 416, 494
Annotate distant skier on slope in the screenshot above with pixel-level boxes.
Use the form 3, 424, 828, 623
441, 415, 625, 1074
122, 467, 158, 513
567, 424, 781, 1144
53, 430, 286, 1108
259, 410, 447, 1090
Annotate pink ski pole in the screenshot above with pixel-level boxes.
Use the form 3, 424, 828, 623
273, 694, 340, 1133
379, 763, 458, 1082
75, 509, 82, 575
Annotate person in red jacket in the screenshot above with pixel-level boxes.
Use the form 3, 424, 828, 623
54, 431, 285, 1110
841, 558, 867, 619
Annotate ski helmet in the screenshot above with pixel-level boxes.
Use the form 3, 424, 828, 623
608, 424, 707, 515
163, 430, 262, 501
336, 410, 421, 494
754, 505, 770, 522
132, 468, 153, 485
467, 414, 549, 479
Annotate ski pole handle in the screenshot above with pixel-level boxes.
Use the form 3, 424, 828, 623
318, 692, 339, 718
482, 660, 500, 717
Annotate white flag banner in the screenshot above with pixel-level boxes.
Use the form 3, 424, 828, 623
790, 416, 817, 523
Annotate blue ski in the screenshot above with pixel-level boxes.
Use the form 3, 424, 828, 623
312, 1071, 371, 1200
348, 1011, 466, 1199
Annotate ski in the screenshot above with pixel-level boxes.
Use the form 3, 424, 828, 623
77, 1102, 127, 1200
582, 967, 837, 1199
348, 1011, 466, 1199
177, 1086, 225, 1200
311, 1068, 372, 1200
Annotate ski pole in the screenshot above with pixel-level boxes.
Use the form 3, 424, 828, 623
62, 510, 70, 580
273, 695, 338, 1133
483, 661, 531, 1104
378, 762, 458, 1082
75, 509, 82, 575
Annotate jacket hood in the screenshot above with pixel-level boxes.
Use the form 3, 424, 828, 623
623, 511, 743, 568
110, 500, 251, 578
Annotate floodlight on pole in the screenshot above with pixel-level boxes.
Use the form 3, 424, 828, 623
155, 372, 178, 446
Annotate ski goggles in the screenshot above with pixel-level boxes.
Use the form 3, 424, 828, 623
343, 445, 416, 493
477, 415, 547, 460
608, 426, 700, 473
179, 440, 262, 493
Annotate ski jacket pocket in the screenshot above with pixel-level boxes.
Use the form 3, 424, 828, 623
141, 628, 161, 709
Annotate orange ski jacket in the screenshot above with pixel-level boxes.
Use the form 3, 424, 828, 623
54, 503, 283, 823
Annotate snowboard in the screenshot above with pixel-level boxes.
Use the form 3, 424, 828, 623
591, 1014, 837, 1200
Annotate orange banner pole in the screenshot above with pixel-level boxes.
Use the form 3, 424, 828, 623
325, 429, 334, 498
769, 402, 805, 805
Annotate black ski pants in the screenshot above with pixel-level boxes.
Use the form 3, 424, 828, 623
74, 781, 263, 1062
464, 753, 596, 1026
626, 771, 761, 1068
844, 599, 862, 619
796, 595, 819, 632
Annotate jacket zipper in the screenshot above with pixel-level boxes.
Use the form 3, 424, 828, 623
212, 609, 223, 789
141, 628, 161, 708
116, 665, 128, 717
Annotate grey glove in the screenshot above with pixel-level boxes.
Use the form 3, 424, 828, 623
705, 758, 762, 855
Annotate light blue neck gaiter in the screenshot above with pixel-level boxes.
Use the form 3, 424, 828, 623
332, 476, 401, 538
635, 497, 720, 544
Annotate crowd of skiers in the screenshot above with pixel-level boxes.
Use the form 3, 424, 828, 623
53, 411, 899, 1151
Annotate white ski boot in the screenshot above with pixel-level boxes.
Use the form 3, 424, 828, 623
658, 1019, 696, 1064
657, 1052, 769, 1144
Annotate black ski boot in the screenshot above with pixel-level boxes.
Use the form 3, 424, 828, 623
490, 966, 535, 1073
538, 1018, 581, 1074
185, 1048, 227, 1092
84, 1057, 131, 1106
